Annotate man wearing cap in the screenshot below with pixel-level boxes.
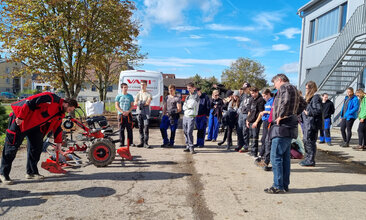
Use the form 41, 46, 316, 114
237, 82, 252, 152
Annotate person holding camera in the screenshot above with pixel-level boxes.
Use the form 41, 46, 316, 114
160, 84, 182, 148
134, 80, 152, 148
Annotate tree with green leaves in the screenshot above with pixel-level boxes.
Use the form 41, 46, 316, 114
87, 52, 144, 102
221, 57, 267, 90
189, 74, 219, 95
0, 0, 141, 99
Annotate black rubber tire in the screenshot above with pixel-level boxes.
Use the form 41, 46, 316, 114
87, 139, 116, 167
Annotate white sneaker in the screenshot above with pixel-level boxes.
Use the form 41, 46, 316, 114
25, 174, 45, 180
0, 174, 13, 185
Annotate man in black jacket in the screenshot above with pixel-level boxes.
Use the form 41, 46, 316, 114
246, 87, 265, 157
195, 88, 211, 148
237, 83, 252, 152
319, 93, 335, 146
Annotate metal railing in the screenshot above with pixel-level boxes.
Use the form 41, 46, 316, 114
300, 4, 366, 91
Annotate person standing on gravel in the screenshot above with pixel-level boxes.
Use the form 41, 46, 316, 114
195, 87, 210, 148
339, 87, 359, 148
319, 93, 334, 146
0, 92, 77, 185
237, 83, 252, 152
183, 82, 199, 154
115, 83, 134, 147
160, 84, 182, 148
264, 74, 305, 194
134, 80, 152, 148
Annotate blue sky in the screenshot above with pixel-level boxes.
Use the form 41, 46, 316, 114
135, 0, 310, 84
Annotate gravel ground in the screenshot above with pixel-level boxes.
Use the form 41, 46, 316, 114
1, 122, 366, 219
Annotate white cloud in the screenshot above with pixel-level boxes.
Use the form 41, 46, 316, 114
251, 48, 269, 57
272, 44, 290, 51
212, 34, 250, 42
141, 0, 222, 34
253, 12, 283, 30
199, 0, 222, 22
230, 36, 250, 42
189, 34, 203, 39
280, 62, 299, 73
184, 48, 192, 54
206, 11, 284, 33
144, 57, 235, 67
171, 25, 200, 31
206, 23, 255, 31
278, 28, 301, 39
143, 0, 189, 25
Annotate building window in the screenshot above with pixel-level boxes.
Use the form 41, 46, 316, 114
5, 67, 10, 74
107, 85, 113, 92
91, 85, 96, 91
6, 78, 10, 83
309, 20, 316, 43
340, 2, 348, 31
309, 2, 348, 44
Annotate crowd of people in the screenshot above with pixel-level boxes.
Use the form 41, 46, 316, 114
114, 73, 366, 194
2, 73, 366, 194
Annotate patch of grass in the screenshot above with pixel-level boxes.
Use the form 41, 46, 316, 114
0, 133, 5, 154
2, 104, 12, 115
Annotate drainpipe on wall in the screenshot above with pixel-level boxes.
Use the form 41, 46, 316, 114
298, 11, 305, 90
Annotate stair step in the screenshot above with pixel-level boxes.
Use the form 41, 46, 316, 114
349, 48, 366, 51
337, 65, 364, 68
333, 69, 360, 72
342, 59, 365, 62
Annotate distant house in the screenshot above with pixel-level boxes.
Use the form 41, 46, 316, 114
0, 58, 31, 94
162, 75, 191, 98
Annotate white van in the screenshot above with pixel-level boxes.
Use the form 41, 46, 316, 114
118, 70, 164, 121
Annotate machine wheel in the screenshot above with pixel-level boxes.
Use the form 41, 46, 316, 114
87, 139, 116, 167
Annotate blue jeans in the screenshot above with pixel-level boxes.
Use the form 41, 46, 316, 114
270, 137, 292, 190
237, 113, 249, 148
207, 110, 220, 141
160, 115, 178, 145
195, 116, 208, 146
319, 118, 331, 143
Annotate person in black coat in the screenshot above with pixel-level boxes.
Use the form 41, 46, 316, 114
300, 81, 323, 167
195, 88, 211, 147
319, 93, 334, 146
246, 87, 266, 157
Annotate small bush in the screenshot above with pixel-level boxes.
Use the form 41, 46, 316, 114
0, 104, 8, 135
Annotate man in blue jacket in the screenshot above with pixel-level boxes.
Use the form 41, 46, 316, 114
195, 88, 211, 148
340, 87, 359, 148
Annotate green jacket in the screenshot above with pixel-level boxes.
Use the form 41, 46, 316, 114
358, 97, 366, 119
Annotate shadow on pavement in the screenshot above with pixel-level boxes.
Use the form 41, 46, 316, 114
0, 186, 116, 216
290, 184, 366, 193
16, 171, 192, 184
107, 159, 178, 168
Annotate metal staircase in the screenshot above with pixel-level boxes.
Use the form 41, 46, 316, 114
300, 4, 366, 97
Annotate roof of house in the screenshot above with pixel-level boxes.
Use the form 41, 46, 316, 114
298, 0, 323, 14
163, 78, 191, 88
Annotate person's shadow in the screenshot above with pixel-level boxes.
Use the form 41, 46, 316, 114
290, 184, 366, 193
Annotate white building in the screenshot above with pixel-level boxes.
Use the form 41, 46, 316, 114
298, 0, 366, 126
